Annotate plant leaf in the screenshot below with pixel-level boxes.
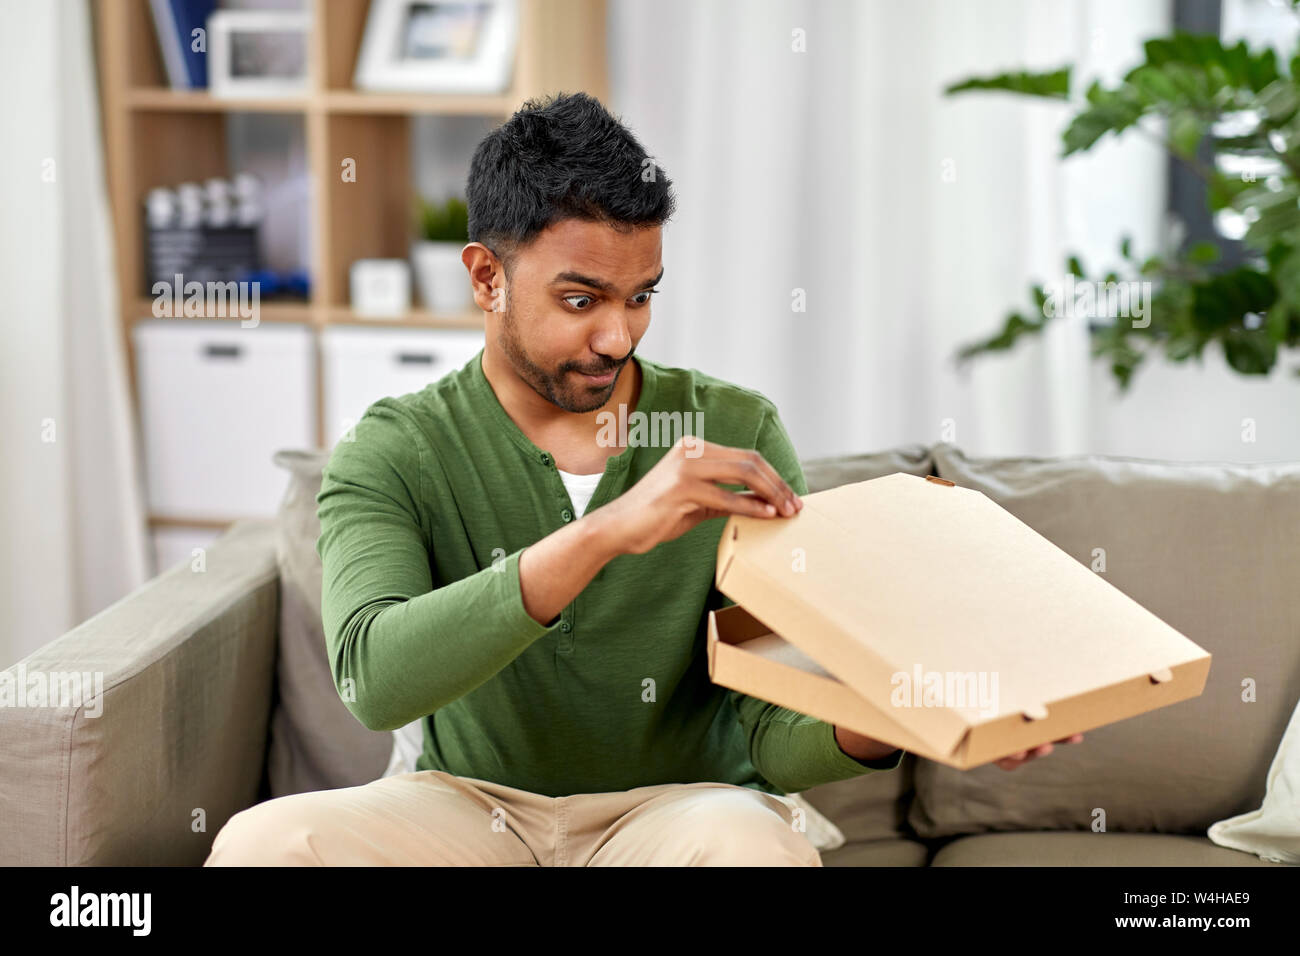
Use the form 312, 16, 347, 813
944, 68, 1071, 99
1222, 328, 1278, 374
1186, 240, 1221, 264
1170, 111, 1206, 159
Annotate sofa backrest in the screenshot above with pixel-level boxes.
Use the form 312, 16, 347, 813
267, 450, 391, 798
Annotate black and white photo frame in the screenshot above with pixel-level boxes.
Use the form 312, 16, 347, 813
354, 0, 519, 94
207, 9, 311, 98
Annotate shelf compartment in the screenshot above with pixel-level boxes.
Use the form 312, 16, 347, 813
320, 112, 414, 308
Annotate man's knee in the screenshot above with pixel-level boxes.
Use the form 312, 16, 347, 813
204, 797, 327, 866
668, 792, 822, 867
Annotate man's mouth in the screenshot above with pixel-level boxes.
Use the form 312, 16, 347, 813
573, 365, 619, 386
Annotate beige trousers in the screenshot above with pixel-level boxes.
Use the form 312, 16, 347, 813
204, 770, 823, 867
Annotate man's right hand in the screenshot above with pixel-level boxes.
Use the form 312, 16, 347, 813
590, 436, 803, 556
518, 437, 801, 626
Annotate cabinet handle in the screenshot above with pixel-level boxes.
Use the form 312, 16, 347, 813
203, 344, 242, 359
397, 352, 435, 365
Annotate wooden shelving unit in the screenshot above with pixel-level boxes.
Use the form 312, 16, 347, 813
93, 0, 608, 537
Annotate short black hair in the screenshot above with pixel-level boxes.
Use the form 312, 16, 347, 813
466, 91, 676, 275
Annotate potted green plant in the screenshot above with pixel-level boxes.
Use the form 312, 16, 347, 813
945, 24, 1300, 391
411, 195, 471, 314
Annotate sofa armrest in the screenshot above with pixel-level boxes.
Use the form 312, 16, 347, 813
0, 519, 279, 865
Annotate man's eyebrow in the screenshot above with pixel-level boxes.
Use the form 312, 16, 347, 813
551, 267, 665, 294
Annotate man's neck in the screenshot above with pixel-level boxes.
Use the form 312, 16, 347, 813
480, 349, 643, 472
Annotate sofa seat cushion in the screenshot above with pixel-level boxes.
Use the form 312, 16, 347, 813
930, 831, 1294, 867
821, 837, 931, 867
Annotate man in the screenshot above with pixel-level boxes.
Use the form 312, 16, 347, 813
206, 92, 1078, 867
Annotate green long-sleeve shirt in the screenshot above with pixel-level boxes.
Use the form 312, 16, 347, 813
316, 349, 903, 798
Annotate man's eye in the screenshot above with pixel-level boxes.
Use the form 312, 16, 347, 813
631, 289, 658, 305
563, 295, 594, 309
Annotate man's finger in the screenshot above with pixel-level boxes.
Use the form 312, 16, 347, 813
694, 483, 780, 520
687, 453, 799, 514
997, 750, 1029, 767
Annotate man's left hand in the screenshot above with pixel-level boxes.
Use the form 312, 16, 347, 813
993, 733, 1084, 770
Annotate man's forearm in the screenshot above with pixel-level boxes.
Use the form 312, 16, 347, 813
517, 510, 624, 625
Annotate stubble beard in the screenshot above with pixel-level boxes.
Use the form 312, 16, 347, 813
497, 307, 629, 414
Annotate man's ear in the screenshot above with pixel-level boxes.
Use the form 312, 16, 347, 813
463, 242, 506, 314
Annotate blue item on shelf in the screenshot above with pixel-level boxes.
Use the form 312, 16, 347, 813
242, 269, 282, 297
235, 268, 311, 301
283, 270, 311, 298
149, 0, 217, 89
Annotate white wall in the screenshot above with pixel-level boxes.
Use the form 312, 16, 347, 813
1088, 345, 1300, 463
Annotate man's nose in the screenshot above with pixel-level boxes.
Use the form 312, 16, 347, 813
590, 308, 632, 361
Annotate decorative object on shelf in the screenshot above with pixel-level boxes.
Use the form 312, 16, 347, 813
230, 172, 263, 227
203, 177, 233, 228
207, 9, 311, 99
148, 0, 216, 90
175, 181, 203, 228
354, 0, 519, 94
411, 195, 473, 314
350, 259, 413, 318
144, 174, 308, 304
145, 177, 262, 292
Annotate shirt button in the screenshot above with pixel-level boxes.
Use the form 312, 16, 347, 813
540, 453, 551, 465
561, 508, 573, 522
560, 620, 572, 633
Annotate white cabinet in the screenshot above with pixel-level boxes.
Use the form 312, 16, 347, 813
320, 326, 484, 446
133, 320, 315, 518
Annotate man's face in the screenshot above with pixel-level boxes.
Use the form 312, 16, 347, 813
493, 219, 662, 413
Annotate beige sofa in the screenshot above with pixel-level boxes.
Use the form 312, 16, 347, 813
2, 442, 1296, 866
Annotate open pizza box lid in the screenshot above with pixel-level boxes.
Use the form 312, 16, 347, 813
707, 472, 1212, 770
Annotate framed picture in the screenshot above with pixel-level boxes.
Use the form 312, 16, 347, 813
354, 0, 519, 94
207, 10, 311, 99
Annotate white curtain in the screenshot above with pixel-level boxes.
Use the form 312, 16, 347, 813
609, 0, 1169, 461
0, 0, 149, 666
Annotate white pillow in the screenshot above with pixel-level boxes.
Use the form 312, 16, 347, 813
1207, 694, 1300, 864
379, 722, 845, 854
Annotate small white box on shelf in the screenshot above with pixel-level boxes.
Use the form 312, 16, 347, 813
321, 326, 485, 446
350, 259, 412, 318
133, 320, 316, 518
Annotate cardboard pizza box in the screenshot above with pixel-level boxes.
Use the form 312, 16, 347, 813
707, 472, 1212, 769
